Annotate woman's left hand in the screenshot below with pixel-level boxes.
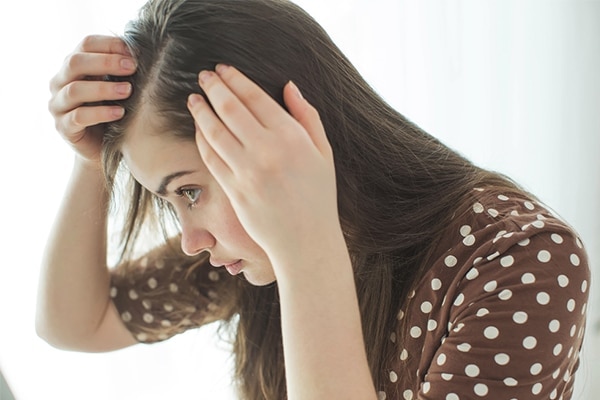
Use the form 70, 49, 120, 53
187, 65, 339, 268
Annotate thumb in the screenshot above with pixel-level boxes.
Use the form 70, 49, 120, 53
283, 81, 332, 158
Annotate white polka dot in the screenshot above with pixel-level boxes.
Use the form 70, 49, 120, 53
513, 311, 528, 324
553, 343, 563, 356
536, 292, 550, 305
466, 268, 479, 280
109, 287, 118, 298
410, 326, 422, 338
397, 310, 405, 320
498, 194, 509, 201
551, 234, 564, 244
473, 202, 484, 213
532, 220, 545, 228
568, 347, 574, 358
143, 313, 154, 323
452, 323, 465, 333
142, 299, 152, 310
421, 301, 433, 313
570, 325, 576, 337
390, 332, 396, 343
576, 237, 583, 248
160, 319, 172, 327
484, 280, 497, 292
121, 311, 132, 322
389, 371, 398, 383
169, 283, 179, 293
431, 278, 442, 291
532, 383, 543, 395
422, 382, 431, 394
524, 201, 535, 210
558, 275, 569, 287
442, 373, 454, 381
460, 225, 472, 237
530, 363, 543, 375
128, 289, 138, 300
484, 326, 499, 339
437, 353, 447, 365
400, 349, 408, 361
445, 255, 458, 267
473, 256, 483, 265
446, 394, 459, 400
518, 238, 531, 246
157, 333, 168, 340
463, 235, 476, 246
377, 391, 387, 400
403, 390, 413, 400
474, 383, 488, 396
521, 272, 536, 284
465, 364, 480, 377
487, 251, 500, 261
495, 353, 510, 365
408, 290, 415, 299
550, 389, 558, 399
549, 319, 560, 333
567, 299, 576, 312
208, 270, 220, 281
457, 343, 472, 352
582, 280, 588, 293
140, 257, 148, 267
147, 277, 158, 289
570, 254, 580, 266
488, 208, 499, 217
552, 368, 561, 379
476, 308, 490, 317
500, 255, 514, 267
523, 336, 537, 349
454, 294, 465, 306
499, 289, 513, 301
427, 319, 438, 331
537, 250, 551, 263
136, 333, 148, 341
504, 377, 518, 387
510, 210, 519, 216
522, 223, 531, 230
155, 258, 165, 269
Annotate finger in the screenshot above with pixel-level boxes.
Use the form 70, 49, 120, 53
50, 80, 132, 115
214, 64, 293, 129
197, 70, 264, 144
283, 81, 332, 158
187, 94, 245, 170
57, 105, 125, 137
51, 52, 136, 93
76, 35, 131, 56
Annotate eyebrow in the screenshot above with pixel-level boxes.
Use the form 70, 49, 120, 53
156, 170, 196, 196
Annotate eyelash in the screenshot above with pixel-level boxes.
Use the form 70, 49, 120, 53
175, 187, 203, 209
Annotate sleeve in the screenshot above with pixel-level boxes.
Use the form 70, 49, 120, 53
109, 238, 237, 343
419, 225, 590, 400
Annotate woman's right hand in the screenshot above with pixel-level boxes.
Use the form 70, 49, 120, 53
48, 35, 136, 165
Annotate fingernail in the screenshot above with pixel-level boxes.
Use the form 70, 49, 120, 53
188, 94, 204, 107
198, 70, 213, 84
289, 80, 303, 99
215, 64, 230, 75
120, 58, 136, 70
112, 107, 125, 118
116, 83, 131, 95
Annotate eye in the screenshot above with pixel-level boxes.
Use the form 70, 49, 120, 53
175, 188, 202, 209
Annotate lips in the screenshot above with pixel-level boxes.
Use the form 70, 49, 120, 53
209, 258, 241, 268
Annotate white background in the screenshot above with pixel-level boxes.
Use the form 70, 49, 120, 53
0, 0, 597, 399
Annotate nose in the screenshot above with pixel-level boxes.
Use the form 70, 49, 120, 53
180, 224, 216, 256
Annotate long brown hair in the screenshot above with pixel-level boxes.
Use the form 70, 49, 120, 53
102, 0, 524, 398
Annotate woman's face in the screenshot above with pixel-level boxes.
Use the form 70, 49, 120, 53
120, 113, 276, 286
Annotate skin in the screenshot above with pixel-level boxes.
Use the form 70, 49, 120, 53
42, 34, 377, 400
120, 113, 276, 285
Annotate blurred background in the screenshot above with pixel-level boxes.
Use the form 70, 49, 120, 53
0, 0, 597, 398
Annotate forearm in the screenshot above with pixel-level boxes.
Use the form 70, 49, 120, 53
276, 230, 377, 400
36, 157, 111, 349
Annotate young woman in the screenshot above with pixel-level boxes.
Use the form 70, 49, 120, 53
39, 0, 590, 399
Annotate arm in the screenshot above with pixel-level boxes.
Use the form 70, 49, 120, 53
37, 35, 137, 351
36, 160, 137, 352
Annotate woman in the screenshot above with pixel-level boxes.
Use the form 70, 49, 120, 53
39, 0, 590, 399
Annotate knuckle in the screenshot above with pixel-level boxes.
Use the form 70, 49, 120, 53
78, 35, 98, 52
69, 108, 85, 129
64, 81, 78, 100
66, 52, 83, 72
219, 97, 238, 116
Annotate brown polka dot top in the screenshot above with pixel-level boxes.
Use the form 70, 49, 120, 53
110, 188, 590, 400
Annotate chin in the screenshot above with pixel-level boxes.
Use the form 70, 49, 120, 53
242, 270, 277, 287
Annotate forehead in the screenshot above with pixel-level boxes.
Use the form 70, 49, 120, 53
119, 108, 204, 191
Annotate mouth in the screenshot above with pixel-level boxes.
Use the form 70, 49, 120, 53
210, 259, 243, 275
